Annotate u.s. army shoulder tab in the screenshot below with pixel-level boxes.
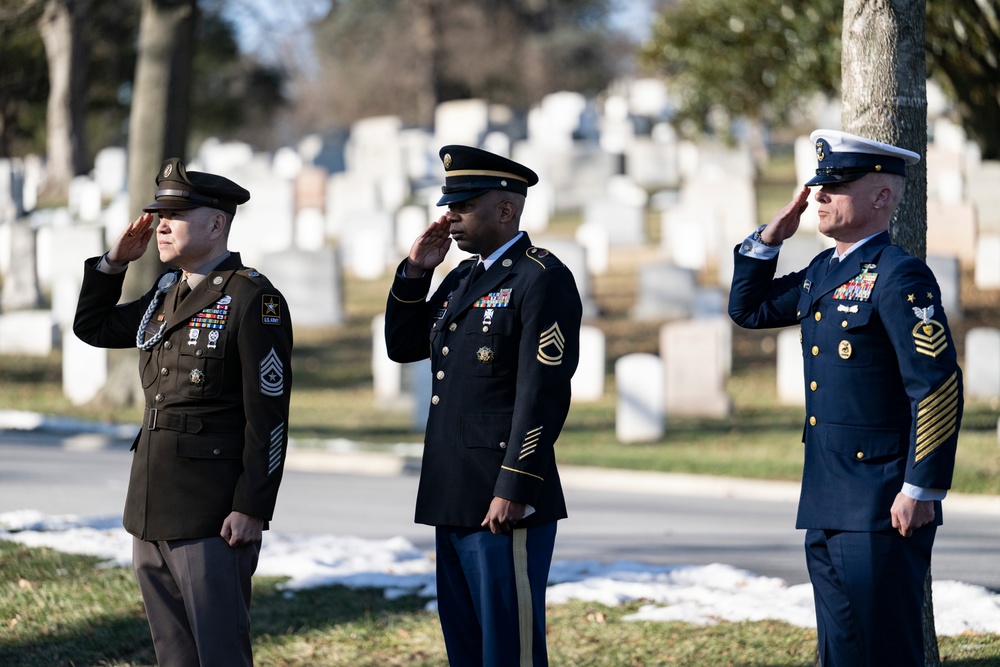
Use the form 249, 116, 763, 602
261, 294, 282, 326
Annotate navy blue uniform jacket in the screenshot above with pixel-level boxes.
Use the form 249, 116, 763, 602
385, 234, 582, 528
729, 231, 962, 531
74, 253, 293, 541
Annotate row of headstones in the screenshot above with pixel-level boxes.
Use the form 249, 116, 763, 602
371, 314, 732, 435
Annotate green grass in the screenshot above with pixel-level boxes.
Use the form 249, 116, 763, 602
3, 541, 1000, 666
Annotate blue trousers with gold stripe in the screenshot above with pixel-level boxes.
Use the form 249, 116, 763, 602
435, 522, 557, 667
805, 527, 935, 667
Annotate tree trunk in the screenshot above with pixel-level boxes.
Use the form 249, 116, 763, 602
839, 2, 939, 666
96, 0, 197, 409
37, 0, 90, 203
124, 0, 197, 302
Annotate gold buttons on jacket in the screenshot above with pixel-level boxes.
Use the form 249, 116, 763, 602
811, 346, 819, 356
814, 312, 822, 321
436, 371, 445, 380
810, 381, 817, 391
856, 452, 865, 460
164, 341, 173, 350
431, 395, 440, 405
161, 368, 169, 376
155, 394, 164, 402
842, 320, 849, 328
809, 416, 817, 426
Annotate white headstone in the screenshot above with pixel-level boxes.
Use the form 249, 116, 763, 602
0, 221, 41, 311
974, 235, 1000, 289
925, 255, 962, 320
927, 200, 977, 265
777, 328, 805, 406
93, 147, 128, 198
583, 198, 645, 246
632, 263, 697, 321
62, 331, 107, 405
294, 208, 327, 251
574, 221, 609, 275
571, 325, 605, 402
434, 100, 490, 147
396, 206, 429, 258
0, 310, 57, 356
254, 248, 344, 329
68, 176, 103, 223
660, 318, 732, 418
615, 353, 664, 443
964, 328, 1000, 401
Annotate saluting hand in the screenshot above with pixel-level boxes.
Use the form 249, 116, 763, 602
759, 185, 811, 246
406, 215, 452, 275
107, 212, 156, 266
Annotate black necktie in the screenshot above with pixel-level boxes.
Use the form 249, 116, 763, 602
176, 279, 192, 303
825, 256, 840, 276
470, 261, 486, 284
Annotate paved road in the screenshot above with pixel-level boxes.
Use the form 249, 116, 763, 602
2, 431, 998, 589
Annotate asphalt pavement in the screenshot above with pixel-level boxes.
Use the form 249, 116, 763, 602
2, 411, 998, 590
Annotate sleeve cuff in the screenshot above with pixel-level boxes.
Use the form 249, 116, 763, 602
901, 482, 947, 501
739, 235, 781, 260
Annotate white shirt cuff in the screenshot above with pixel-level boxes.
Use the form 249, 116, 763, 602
901, 483, 947, 502
738, 235, 781, 260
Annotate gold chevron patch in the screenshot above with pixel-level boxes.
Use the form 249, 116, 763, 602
537, 322, 565, 365
915, 372, 960, 463
912, 319, 948, 358
519, 425, 543, 460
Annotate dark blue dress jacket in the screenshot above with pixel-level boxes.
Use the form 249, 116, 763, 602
729, 231, 963, 531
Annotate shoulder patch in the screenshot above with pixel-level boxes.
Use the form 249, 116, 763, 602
526, 246, 562, 269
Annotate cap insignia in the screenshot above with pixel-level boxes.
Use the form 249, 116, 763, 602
815, 141, 825, 162
443, 153, 453, 169
163, 163, 173, 178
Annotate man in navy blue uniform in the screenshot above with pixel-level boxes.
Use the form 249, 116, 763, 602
729, 130, 963, 666
385, 145, 581, 666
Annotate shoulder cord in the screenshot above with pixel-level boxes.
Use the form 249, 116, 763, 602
136, 274, 177, 350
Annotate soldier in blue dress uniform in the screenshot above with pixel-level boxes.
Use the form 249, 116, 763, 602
385, 145, 582, 666
729, 130, 963, 666
74, 158, 293, 667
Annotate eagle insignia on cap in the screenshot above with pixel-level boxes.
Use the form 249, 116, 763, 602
443, 153, 453, 169
163, 163, 173, 178
815, 141, 826, 162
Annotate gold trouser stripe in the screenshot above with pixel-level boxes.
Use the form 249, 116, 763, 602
512, 527, 533, 667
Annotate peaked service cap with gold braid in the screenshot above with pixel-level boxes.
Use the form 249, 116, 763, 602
437, 145, 539, 206
142, 158, 250, 215
806, 129, 920, 187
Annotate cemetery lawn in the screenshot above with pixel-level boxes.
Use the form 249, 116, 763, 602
3, 540, 1000, 667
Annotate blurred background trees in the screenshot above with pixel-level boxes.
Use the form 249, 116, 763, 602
0, 0, 998, 195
